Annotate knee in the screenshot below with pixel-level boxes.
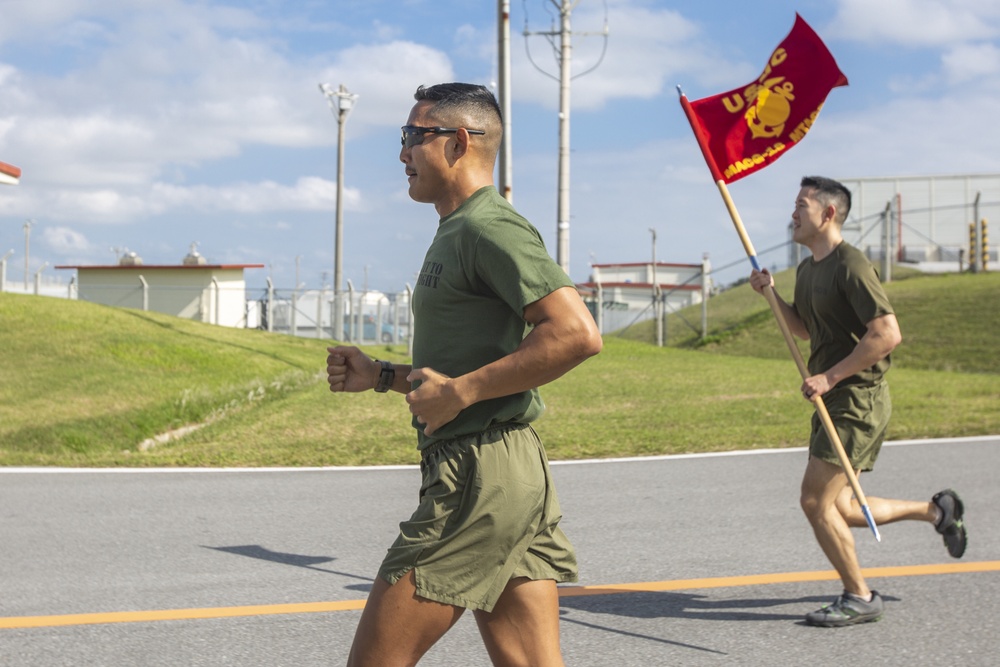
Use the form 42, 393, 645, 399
800, 490, 822, 521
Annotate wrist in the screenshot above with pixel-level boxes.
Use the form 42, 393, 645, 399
450, 374, 477, 410
373, 360, 395, 393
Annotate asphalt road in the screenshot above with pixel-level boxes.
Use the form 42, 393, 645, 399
1, 436, 997, 666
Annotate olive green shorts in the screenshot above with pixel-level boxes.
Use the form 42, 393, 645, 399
809, 381, 891, 472
378, 423, 577, 612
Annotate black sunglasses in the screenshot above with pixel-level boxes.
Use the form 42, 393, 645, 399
401, 125, 486, 149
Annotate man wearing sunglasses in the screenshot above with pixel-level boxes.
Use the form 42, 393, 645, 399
327, 82, 602, 666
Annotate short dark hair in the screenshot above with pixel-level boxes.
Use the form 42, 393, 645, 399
413, 83, 502, 125
413, 83, 503, 160
801, 175, 852, 224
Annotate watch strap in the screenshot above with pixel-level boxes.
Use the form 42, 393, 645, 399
374, 360, 395, 393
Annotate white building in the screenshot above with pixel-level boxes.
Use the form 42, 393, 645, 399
56, 250, 264, 328
577, 260, 711, 334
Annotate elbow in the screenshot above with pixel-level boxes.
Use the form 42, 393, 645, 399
572, 320, 603, 362
583, 329, 603, 359
888, 330, 902, 353
883, 322, 902, 353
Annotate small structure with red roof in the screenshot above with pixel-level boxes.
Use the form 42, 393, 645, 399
0, 161, 21, 185
57, 245, 264, 328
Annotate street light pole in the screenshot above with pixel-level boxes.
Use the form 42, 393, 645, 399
319, 83, 359, 340
23, 219, 34, 291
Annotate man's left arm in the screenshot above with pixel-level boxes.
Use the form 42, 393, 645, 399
406, 286, 603, 435
802, 313, 902, 397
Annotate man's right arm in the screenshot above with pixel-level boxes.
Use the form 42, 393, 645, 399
327, 346, 412, 394
748, 268, 809, 340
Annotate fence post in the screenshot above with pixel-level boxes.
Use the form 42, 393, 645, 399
138, 275, 149, 311
405, 283, 414, 356
973, 192, 983, 273
266, 277, 274, 332
0, 250, 12, 292
211, 278, 220, 325
593, 266, 603, 334
34, 262, 48, 295
317, 287, 326, 339
983, 218, 989, 271
392, 291, 402, 345
701, 253, 711, 339
969, 222, 977, 273
882, 202, 893, 283
595, 283, 604, 335
346, 280, 356, 341
376, 296, 386, 343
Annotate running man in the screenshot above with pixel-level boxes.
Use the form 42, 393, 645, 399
327, 82, 602, 665
749, 175, 968, 627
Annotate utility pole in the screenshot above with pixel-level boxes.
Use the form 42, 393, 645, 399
319, 83, 359, 340
555, 2, 572, 275
524, 0, 608, 277
497, 0, 513, 203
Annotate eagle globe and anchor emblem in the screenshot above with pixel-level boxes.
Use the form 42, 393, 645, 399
743, 81, 795, 139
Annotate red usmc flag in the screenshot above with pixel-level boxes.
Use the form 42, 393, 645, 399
682, 14, 847, 183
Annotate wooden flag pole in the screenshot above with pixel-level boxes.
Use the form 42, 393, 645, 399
713, 179, 882, 542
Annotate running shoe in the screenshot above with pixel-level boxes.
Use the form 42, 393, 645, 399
932, 489, 967, 558
805, 590, 884, 627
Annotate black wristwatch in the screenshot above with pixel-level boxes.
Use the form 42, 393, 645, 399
374, 360, 395, 393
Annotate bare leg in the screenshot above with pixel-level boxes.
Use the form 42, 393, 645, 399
347, 570, 464, 667
835, 486, 936, 528
800, 457, 870, 598
473, 578, 565, 667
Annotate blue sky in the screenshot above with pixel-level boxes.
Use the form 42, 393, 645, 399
1, 0, 999, 294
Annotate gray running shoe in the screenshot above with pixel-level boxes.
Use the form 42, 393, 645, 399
805, 591, 884, 627
932, 489, 967, 558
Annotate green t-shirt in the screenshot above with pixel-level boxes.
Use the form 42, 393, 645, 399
793, 241, 895, 386
410, 186, 574, 448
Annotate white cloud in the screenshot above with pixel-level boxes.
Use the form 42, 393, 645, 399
942, 42, 1000, 83
322, 41, 456, 129
1, 176, 362, 226
149, 177, 347, 214
828, 0, 997, 47
42, 225, 93, 254
513, 1, 754, 110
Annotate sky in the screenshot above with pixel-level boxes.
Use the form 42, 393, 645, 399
1, 0, 999, 296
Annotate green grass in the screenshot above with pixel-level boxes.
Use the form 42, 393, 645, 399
1, 270, 997, 467
626, 268, 1000, 375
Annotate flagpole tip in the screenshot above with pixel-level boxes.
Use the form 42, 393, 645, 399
676, 85, 684, 98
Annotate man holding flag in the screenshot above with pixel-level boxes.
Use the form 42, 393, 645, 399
679, 15, 969, 627
749, 176, 968, 627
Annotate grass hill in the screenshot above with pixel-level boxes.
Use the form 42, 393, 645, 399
1, 270, 997, 467
619, 269, 1000, 376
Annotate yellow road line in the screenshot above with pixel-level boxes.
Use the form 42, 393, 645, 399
0, 599, 366, 630
558, 560, 1000, 597
3, 561, 997, 630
